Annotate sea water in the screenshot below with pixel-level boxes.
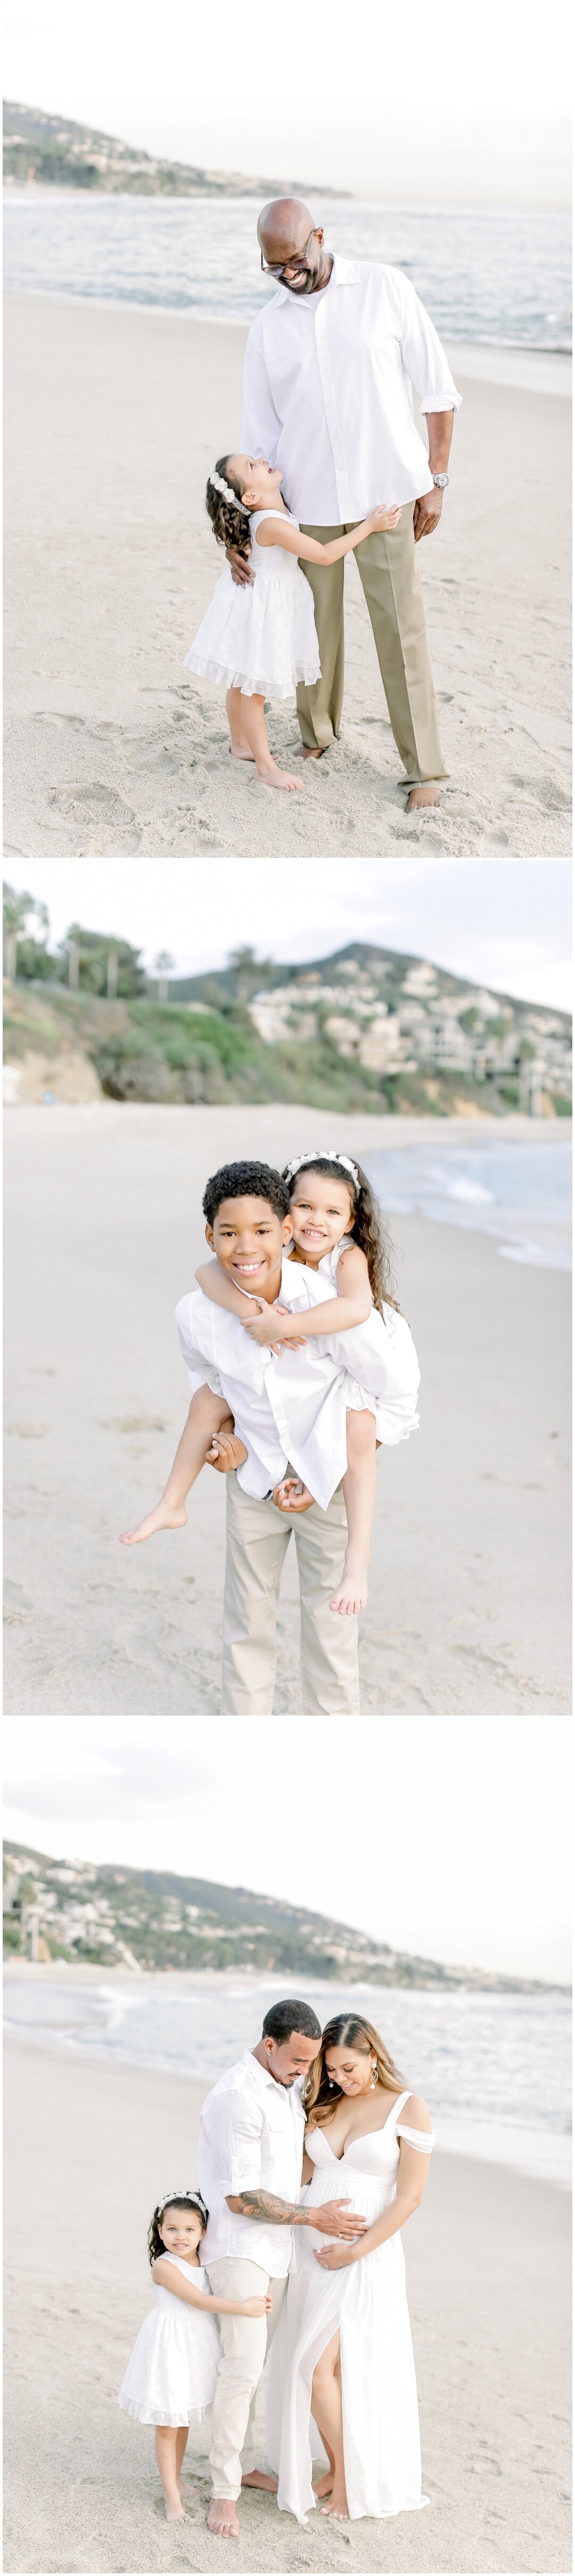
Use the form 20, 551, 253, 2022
364, 1139, 572, 1272
4, 192, 572, 351
4, 1974, 571, 2185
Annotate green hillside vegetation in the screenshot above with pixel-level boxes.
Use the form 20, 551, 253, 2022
3, 1844, 561, 1992
3, 102, 346, 198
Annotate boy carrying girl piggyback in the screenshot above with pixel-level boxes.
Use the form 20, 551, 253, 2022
121, 1155, 420, 1712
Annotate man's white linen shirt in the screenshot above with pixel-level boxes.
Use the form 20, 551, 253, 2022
175, 1256, 420, 1513
198, 2050, 305, 2275
240, 255, 462, 524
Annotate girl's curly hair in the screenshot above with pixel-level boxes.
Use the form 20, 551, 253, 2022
147, 2192, 209, 2268
283, 1156, 400, 1314
206, 453, 251, 562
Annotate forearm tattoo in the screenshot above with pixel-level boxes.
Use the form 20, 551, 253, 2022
235, 2189, 304, 2225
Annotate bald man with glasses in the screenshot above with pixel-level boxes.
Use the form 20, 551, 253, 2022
226, 198, 461, 812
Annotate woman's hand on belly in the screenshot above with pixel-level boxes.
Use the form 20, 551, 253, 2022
314, 2242, 361, 2270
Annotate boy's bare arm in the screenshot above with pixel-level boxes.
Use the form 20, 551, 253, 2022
195, 1256, 258, 1319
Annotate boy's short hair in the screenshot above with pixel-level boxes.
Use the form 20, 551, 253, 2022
202, 1160, 290, 1226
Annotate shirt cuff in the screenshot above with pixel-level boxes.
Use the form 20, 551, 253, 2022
419, 391, 462, 413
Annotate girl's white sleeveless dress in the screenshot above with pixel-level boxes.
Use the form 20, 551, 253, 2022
297, 1237, 420, 1447
266, 2093, 434, 2523
183, 508, 322, 700
118, 2254, 220, 2426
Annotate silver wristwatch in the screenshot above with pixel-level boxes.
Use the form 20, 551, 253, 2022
432, 472, 449, 488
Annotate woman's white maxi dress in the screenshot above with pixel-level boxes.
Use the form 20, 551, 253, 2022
118, 2255, 220, 2426
183, 508, 321, 700
266, 2094, 434, 2523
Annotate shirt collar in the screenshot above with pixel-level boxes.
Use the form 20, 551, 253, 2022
242, 2047, 278, 2091
275, 252, 358, 307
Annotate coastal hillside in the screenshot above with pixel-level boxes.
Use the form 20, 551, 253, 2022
2, 1842, 562, 1991
3, 102, 344, 199
3, 919, 572, 1115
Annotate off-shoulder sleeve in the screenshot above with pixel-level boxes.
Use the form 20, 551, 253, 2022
396, 2124, 435, 2152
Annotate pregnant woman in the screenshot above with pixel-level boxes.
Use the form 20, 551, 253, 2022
267, 2013, 434, 2523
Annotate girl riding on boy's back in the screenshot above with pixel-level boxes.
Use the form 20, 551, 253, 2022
118, 2191, 270, 2523
184, 454, 401, 791
120, 1153, 420, 1619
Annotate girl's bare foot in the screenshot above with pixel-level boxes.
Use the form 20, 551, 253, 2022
208, 2499, 240, 2536
165, 2493, 185, 2521
312, 2473, 334, 2497
119, 1502, 186, 1546
255, 762, 302, 792
320, 2491, 349, 2518
178, 2478, 201, 2496
330, 1557, 368, 1614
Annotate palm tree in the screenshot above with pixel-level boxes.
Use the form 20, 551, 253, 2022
154, 950, 175, 1004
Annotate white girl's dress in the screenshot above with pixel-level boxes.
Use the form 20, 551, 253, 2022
183, 509, 322, 700
266, 2093, 434, 2524
295, 1236, 420, 1450
118, 2255, 220, 2426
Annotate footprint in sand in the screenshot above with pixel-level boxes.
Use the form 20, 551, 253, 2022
6, 1420, 48, 1438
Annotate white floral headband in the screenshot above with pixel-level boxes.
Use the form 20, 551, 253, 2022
284, 1150, 359, 1188
157, 2190, 208, 2220
210, 469, 250, 513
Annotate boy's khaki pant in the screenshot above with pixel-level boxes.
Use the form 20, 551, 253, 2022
297, 505, 448, 784
205, 2261, 288, 2499
223, 1471, 360, 1714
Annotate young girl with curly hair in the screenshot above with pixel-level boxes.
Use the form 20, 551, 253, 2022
118, 2191, 270, 2522
183, 453, 401, 792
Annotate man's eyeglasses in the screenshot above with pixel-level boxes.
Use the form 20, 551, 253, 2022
260, 227, 316, 278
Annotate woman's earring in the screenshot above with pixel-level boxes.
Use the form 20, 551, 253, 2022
371, 2062, 378, 2088
328, 2077, 334, 2089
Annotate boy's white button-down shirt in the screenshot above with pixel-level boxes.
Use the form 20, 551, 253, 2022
240, 256, 462, 524
198, 2050, 306, 2275
175, 1255, 420, 1513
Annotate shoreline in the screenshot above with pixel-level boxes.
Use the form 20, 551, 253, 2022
3, 294, 571, 388
4, 2039, 571, 2573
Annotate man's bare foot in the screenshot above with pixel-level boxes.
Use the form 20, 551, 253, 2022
165, 2493, 185, 2521
320, 2492, 349, 2519
272, 1476, 314, 1514
330, 1558, 368, 1614
406, 785, 440, 810
241, 2471, 278, 2491
294, 743, 325, 759
256, 762, 302, 791
119, 1501, 186, 1546
208, 2498, 240, 2536
312, 2473, 334, 2497
229, 744, 254, 761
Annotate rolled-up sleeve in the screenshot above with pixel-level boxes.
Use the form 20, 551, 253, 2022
240, 318, 283, 461
396, 273, 462, 417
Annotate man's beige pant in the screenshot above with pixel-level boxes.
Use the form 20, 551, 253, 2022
297, 507, 448, 785
223, 1470, 360, 1714
206, 2261, 288, 2499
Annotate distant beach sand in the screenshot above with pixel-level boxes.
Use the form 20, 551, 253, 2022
3, 2026, 571, 2574
4, 295, 571, 857
3, 1102, 571, 1716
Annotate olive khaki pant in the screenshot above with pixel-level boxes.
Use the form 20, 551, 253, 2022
222, 1470, 360, 1714
206, 2261, 288, 2499
297, 506, 448, 784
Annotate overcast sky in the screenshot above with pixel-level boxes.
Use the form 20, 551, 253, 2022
3, 1718, 571, 1981
11, 858, 572, 1012
4, 0, 571, 198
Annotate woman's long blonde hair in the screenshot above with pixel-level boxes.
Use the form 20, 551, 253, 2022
303, 2013, 405, 2130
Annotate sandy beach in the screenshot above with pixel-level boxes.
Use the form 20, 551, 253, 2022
3, 2018, 571, 2575
4, 295, 571, 858
3, 1101, 571, 1716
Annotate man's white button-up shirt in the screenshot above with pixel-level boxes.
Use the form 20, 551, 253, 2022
198, 2050, 306, 2276
240, 255, 462, 524
175, 1255, 420, 1513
